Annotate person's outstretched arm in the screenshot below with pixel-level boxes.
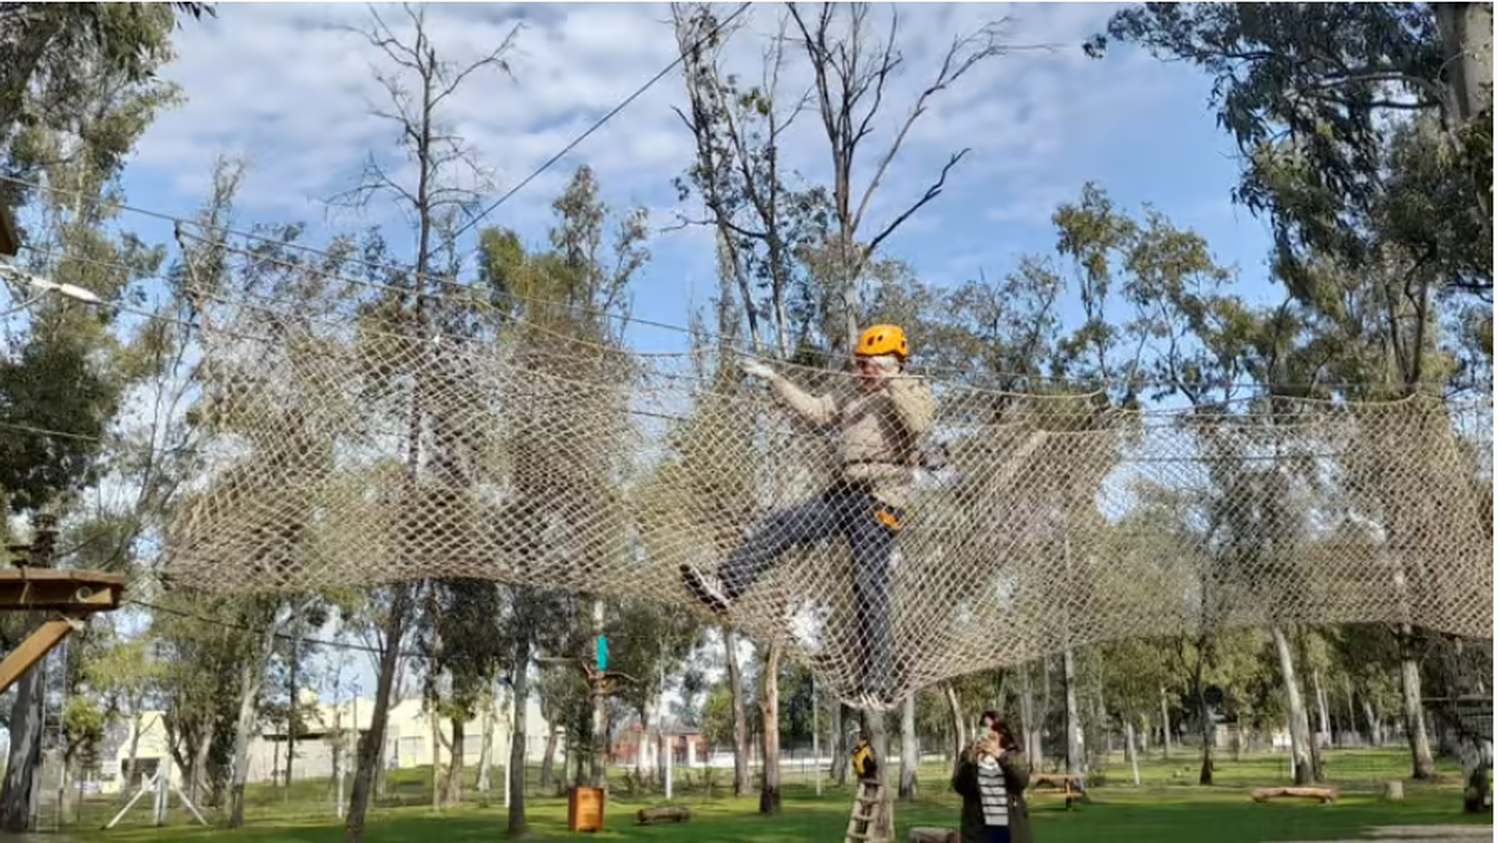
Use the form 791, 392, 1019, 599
885, 375, 935, 435
742, 360, 837, 427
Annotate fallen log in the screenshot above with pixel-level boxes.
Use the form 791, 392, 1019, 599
908, 827, 959, 843
1249, 786, 1337, 804
636, 804, 691, 825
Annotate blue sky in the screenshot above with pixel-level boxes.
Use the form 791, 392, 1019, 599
106, 2, 1282, 362
13, 3, 1297, 710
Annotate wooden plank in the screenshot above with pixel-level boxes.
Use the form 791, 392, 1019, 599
0, 615, 82, 696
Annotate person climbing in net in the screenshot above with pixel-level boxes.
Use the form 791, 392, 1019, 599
680, 324, 936, 707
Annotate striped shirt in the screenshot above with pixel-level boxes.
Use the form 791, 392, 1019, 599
976, 755, 1009, 827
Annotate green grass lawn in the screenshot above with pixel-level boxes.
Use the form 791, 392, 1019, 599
66, 749, 1490, 843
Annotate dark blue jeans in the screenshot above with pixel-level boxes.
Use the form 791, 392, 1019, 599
717, 485, 901, 697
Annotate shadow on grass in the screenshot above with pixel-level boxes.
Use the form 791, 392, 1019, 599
70, 750, 1488, 843
76, 784, 1488, 843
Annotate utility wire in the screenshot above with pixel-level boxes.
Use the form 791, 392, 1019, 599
127, 595, 699, 658
450, 2, 753, 242
21, 230, 1488, 399
0, 1, 755, 293
128, 597, 425, 658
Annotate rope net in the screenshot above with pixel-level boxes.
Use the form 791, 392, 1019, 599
161, 295, 1494, 708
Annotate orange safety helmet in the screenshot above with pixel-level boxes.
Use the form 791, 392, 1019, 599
856, 324, 909, 359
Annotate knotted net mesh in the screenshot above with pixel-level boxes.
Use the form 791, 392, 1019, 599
161, 292, 1494, 707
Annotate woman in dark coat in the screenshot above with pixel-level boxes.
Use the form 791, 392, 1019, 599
951, 714, 1032, 843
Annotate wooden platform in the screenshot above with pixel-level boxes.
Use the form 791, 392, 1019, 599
0, 568, 126, 696
0, 568, 125, 612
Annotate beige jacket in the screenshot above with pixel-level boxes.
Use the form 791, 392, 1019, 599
767, 372, 936, 508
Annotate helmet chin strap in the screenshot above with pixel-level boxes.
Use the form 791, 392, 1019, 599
860, 354, 901, 374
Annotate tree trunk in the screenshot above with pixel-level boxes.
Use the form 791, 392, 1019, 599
1399, 639, 1436, 779
345, 585, 410, 843
723, 626, 749, 796
0, 663, 44, 833
1270, 625, 1315, 785
446, 717, 465, 805
1125, 717, 1141, 786
1313, 672, 1331, 743
635, 701, 652, 781
944, 683, 965, 776
899, 694, 919, 799
191, 729, 212, 806
126, 712, 145, 787
507, 641, 531, 837
828, 700, 849, 785
228, 653, 267, 828
1363, 699, 1381, 746
1435, 2, 1494, 123
862, 708, 895, 841
758, 642, 782, 814
477, 688, 498, 793
431, 707, 444, 811
1063, 647, 1086, 783
1020, 663, 1040, 771
1160, 685, 1172, 759
538, 725, 557, 790
286, 633, 300, 791
1197, 693, 1215, 786
1434, 2, 1494, 230
1294, 628, 1325, 781
58, 751, 76, 826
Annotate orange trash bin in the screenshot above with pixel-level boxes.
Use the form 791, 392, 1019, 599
567, 785, 606, 832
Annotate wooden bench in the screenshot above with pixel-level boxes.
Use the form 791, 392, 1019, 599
1248, 786, 1337, 804
1030, 773, 1086, 808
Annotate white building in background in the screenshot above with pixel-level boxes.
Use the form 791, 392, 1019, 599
94, 690, 554, 796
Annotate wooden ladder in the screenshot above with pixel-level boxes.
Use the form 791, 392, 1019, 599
844, 778, 889, 843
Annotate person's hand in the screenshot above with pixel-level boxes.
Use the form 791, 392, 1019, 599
973, 735, 1000, 759
740, 359, 776, 381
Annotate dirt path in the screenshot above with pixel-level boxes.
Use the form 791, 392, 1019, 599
1271, 825, 1493, 843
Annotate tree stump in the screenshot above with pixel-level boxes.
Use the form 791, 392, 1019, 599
636, 804, 690, 825
908, 828, 959, 843
1381, 780, 1405, 802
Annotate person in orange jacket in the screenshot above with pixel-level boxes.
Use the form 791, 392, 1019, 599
850, 728, 880, 781
681, 324, 936, 705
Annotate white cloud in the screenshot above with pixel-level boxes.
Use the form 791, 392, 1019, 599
127, 1, 1186, 258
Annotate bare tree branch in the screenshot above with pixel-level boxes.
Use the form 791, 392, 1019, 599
861, 148, 967, 260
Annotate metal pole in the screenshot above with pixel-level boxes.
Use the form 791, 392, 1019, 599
812, 676, 822, 797
664, 732, 674, 800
